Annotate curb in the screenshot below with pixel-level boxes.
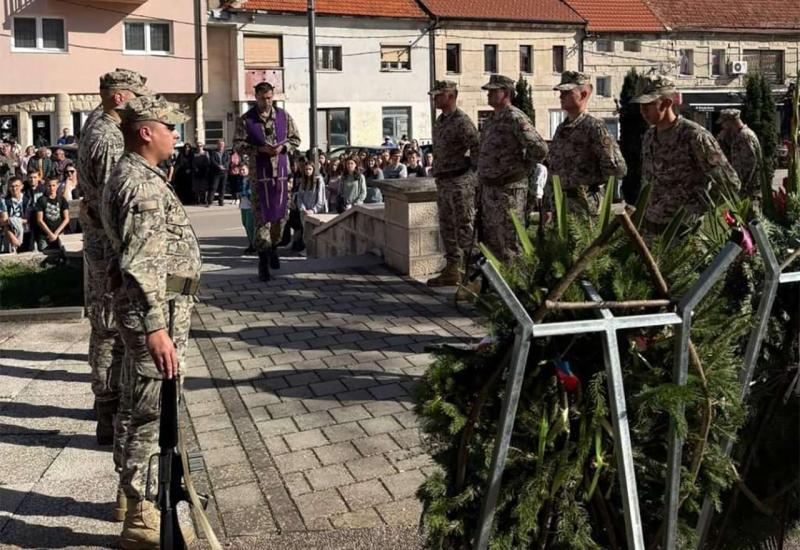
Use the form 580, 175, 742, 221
0, 306, 85, 322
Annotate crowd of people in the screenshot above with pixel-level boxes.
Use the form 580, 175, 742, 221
0, 142, 78, 253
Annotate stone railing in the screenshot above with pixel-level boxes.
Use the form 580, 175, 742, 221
304, 177, 446, 277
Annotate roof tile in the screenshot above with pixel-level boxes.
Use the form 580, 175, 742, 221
642, 0, 800, 30
565, 0, 663, 32
417, 0, 585, 24
239, 0, 427, 18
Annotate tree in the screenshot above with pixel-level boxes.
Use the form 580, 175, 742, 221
513, 74, 535, 126
618, 69, 648, 203
742, 72, 778, 203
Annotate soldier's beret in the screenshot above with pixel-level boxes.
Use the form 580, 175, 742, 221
116, 95, 188, 126
719, 108, 742, 122
99, 68, 152, 96
481, 74, 515, 91
630, 71, 678, 104
553, 71, 591, 91
429, 80, 458, 96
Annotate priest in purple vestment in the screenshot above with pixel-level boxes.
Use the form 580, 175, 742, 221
233, 81, 301, 281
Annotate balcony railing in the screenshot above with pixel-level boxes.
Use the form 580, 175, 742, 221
244, 68, 284, 98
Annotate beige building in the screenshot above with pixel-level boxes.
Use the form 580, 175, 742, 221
419, 0, 585, 138
0, 0, 208, 147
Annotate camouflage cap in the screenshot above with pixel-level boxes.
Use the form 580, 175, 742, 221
481, 74, 515, 91
718, 108, 742, 122
630, 72, 678, 104
116, 95, 188, 126
99, 68, 151, 96
553, 71, 591, 91
428, 80, 458, 96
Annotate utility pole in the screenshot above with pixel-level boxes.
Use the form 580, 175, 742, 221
308, 0, 319, 170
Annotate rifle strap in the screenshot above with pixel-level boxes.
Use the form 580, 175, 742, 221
178, 420, 223, 550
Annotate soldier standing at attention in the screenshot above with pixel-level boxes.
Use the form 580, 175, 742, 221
631, 72, 741, 230
548, 71, 626, 217
233, 82, 301, 281
717, 108, 763, 202
477, 74, 548, 262
101, 96, 201, 549
77, 69, 151, 525
427, 80, 479, 287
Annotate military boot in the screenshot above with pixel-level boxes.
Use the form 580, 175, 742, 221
95, 399, 118, 446
112, 485, 127, 522
269, 247, 281, 270
258, 251, 271, 282
427, 261, 461, 287
120, 498, 160, 550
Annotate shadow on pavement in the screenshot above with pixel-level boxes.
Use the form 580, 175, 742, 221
0, 428, 108, 452
0, 350, 89, 363
0, 516, 117, 548
0, 402, 91, 421
0, 364, 90, 384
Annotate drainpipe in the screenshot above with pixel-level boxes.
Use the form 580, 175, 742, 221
194, 0, 205, 146
577, 26, 585, 72
428, 18, 439, 135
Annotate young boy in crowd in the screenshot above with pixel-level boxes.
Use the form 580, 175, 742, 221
1, 177, 31, 253
239, 165, 255, 255
34, 177, 70, 251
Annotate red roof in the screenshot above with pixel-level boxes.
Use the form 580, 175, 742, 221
418, 0, 584, 24
642, 0, 800, 30
238, 0, 427, 18
565, 0, 663, 32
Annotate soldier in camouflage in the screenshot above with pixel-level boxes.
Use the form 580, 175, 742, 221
427, 80, 479, 287
632, 72, 741, 229
233, 81, 301, 281
548, 71, 627, 217
477, 74, 548, 262
717, 108, 763, 201
77, 69, 150, 478
101, 95, 200, 550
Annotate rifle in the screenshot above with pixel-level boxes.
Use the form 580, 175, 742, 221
146, 300, 222, 550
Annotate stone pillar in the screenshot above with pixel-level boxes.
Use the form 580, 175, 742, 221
55, 93, 71, 139
376, 178, 445, 277
193, 95, 205, 147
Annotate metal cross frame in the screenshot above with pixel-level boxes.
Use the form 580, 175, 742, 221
694, 219, 800, 547
474, 236, 742, 550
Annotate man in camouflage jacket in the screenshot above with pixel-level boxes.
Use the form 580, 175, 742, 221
717, 108, 763, 202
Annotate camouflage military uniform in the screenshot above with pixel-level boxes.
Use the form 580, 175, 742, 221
233, 107, 301, 251
547, 112, 626, 216
641, 116, 741, 225
431, 92, 479, 268
78, 68, 150, 453
477, 76, 548, 262
101, 98, 200, 509
718, 112, 763, 201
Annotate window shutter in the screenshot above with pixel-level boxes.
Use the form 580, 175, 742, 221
244, 36, 281, 68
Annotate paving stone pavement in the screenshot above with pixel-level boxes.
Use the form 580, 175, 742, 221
184, 257, 486, 545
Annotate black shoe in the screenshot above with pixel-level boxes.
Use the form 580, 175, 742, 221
258, 251, 271, 281
276, 224, 292, 247
205, 203, 211, 208
291, 240, 306, 252
269, 248, 280, 270
242, 246, 255, 256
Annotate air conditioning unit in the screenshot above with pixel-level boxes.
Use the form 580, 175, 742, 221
729, 60, 748, 75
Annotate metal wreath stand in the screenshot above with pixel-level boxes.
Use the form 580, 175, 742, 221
469, 205, 766, 550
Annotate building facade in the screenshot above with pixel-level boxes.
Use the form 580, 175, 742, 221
0, 0, 207, 147
209, 0, 433, 152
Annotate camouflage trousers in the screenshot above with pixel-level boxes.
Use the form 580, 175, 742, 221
479, 179, 528, 264
436, 172, 477, 265
254, 220, 283, 252
115, 295, 193, 501
544, 184, 604, 218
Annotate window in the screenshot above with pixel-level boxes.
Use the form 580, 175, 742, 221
0, 115, 19, 142
477, 111, 493, 131
743, 49, 785, 84
243, 35, 282, 67
552, 46, 565, 73
446, 43, 461, 73
711, 49, 726, 76
205, 120, 223, 145
316, 45, 342, 71
519, 45, 533, 74
316, 109, 350, 150
623, 40, 641, 53
124, 21, 171, 54
549, 109, 567, 139
596, 76, 612, 97
484, 44, 498, 74
12, 17, 65, 51
596, 39, 614, 53
679, 49, 694, 76
382, 107, 411, 142
604, 118, 619, 139
381, 46, 410, 71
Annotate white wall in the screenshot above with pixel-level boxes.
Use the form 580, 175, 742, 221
233, 13, 433, 149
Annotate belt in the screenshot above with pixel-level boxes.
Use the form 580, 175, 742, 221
435, 166, 471, 179
166, 275, 200, 296
479, 170, 528, 186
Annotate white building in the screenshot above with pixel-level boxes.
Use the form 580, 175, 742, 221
205, 0, 433, 152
